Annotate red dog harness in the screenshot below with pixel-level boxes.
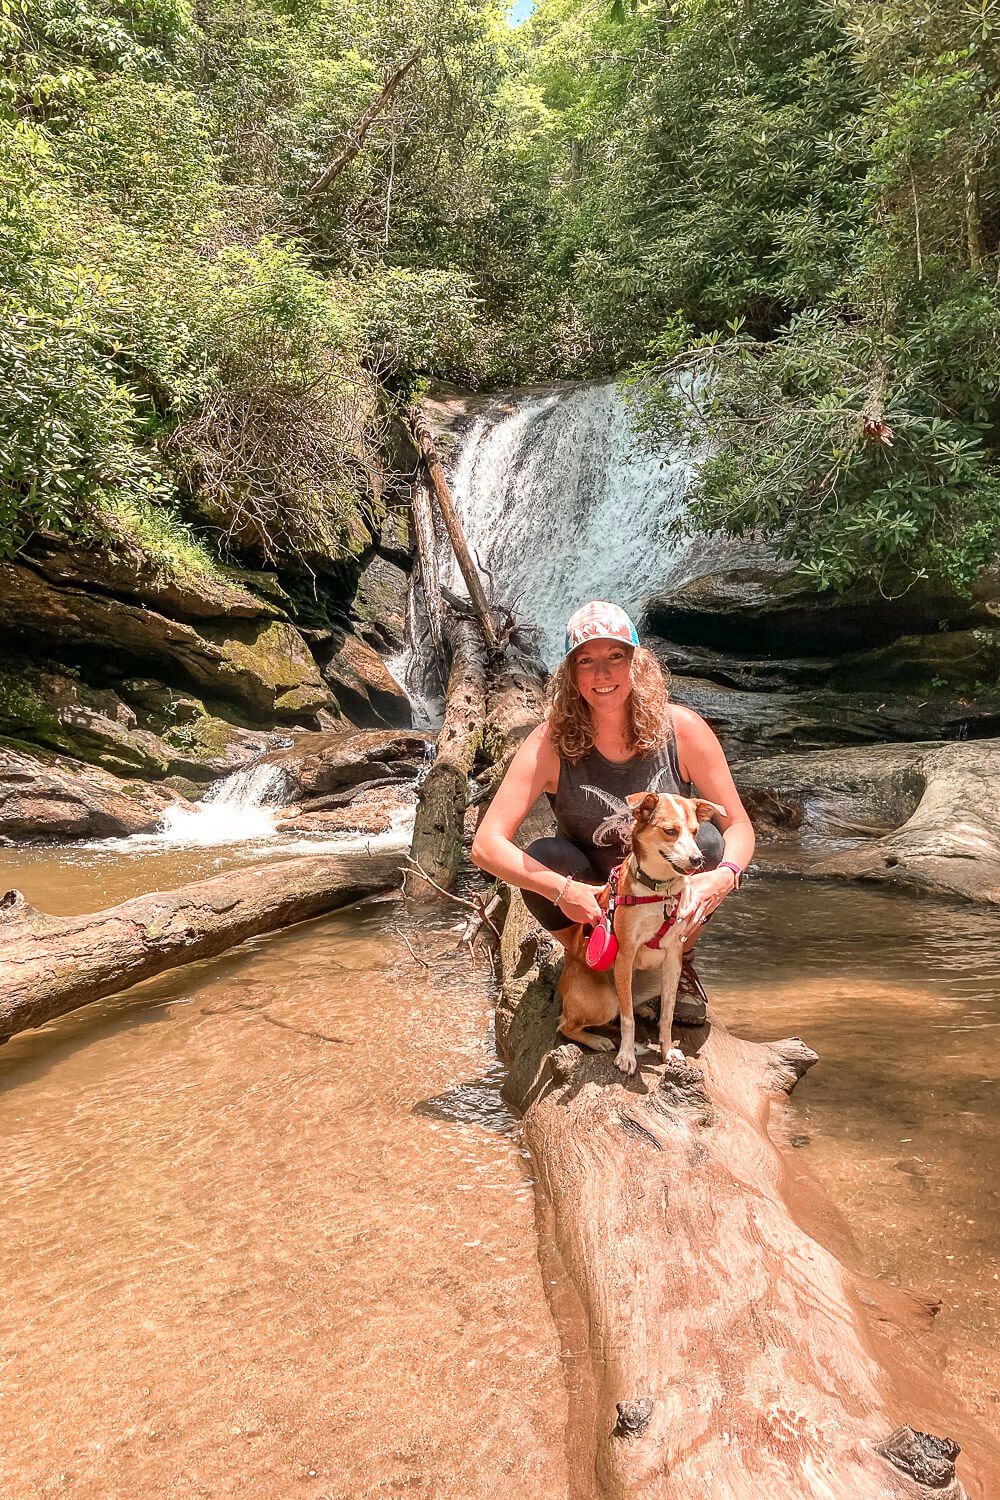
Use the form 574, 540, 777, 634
585, 863, 681, 970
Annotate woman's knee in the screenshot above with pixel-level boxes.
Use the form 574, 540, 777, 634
696, 820, 725, 869
524, 837, 597, 881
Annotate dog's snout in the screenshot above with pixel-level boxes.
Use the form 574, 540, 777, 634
687, 852, 704, 870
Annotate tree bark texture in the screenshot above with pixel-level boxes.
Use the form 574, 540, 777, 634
304, 52, 421, 204
407, 409, 498, 650
410, 475, 447, 687
483, 642, 547, 782
496, 891, 999, 1499
0, 851, 400, 1044
409, 613, 488, 892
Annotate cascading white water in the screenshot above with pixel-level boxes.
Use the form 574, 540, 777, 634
157, 762, 290, 845
441, 380, 742, 663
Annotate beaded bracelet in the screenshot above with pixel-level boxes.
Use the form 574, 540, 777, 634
553, 873, 573, 907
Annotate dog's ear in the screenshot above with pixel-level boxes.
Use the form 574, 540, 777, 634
626, 791, 658, 822
694, 798, 727, 823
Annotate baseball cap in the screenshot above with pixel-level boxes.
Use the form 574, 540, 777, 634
564, 601, 640, 658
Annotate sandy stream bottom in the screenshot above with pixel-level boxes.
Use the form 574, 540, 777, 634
0, 845, 998, 1498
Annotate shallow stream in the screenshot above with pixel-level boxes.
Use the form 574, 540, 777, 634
1, 844, 998, 1498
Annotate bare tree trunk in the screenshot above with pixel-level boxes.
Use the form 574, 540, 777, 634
304, 52, 421, 205
408, 409, 498, 650
0, 852, 400, 1044
495, 891, 999, 1499
964, 162, 986, 269
409, 614, 488, 892
410, 476, 446, 688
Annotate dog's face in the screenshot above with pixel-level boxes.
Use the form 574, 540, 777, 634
626, 791, 726, 878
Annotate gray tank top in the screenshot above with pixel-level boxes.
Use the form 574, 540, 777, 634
548, 715, 692, 877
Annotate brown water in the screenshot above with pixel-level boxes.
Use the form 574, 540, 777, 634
0, 847, 570, 1500
1, 845, 998, 1497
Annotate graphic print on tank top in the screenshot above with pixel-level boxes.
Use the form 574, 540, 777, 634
581, 763, 677, 853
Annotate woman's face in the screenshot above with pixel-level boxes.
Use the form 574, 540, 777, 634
572, 640, 634, 713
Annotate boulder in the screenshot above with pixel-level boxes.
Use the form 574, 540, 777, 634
646, 563, 977, 655
320, 632, 412, 728
23, 542, 284, 621
671, 674, 999, 757
0, 662, 288, 782
268, 729, 432, 801
0, 744, 186, 842
0, 564, 331, 722
734, 738, 1000, 904
354, 552, 410, 651
275, 784, 415, 837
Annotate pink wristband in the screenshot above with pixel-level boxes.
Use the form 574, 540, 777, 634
718, 861, 743, 890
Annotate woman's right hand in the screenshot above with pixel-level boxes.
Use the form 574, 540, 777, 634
556, 879, 604, 927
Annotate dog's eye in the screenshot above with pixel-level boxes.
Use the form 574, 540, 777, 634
661, 826, 679, 837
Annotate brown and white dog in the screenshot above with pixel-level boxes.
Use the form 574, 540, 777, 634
557, 791, 725, 1075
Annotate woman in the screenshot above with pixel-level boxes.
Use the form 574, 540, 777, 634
471, 601, 754, 1023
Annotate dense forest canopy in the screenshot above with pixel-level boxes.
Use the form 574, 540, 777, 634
2, 0, 998, 594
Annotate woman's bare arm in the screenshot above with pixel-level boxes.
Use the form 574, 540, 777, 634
672, 705, 755, 937
470, 724, 603, 926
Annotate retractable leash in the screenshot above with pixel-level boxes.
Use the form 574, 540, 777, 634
584, 864, 681, 971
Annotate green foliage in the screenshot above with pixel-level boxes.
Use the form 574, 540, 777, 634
522, 0, 1000, 590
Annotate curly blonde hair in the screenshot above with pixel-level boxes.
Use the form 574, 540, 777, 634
546, 645, 671, 764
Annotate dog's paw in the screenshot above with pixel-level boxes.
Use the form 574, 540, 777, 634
635, 1002, 657, 1020
589, 1034, 616, 1053
665, 1045, 687, 1068
614, 1048, 638, 1077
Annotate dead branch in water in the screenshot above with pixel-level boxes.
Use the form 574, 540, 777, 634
0, 852, 400, 1044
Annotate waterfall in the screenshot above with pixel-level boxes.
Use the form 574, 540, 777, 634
157, 762, 289, 845
440, 380, 739, 664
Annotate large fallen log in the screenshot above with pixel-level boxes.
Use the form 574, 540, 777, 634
496, 891, 999, 1499
0, 851, 400, 1044
409, 613, 488, 892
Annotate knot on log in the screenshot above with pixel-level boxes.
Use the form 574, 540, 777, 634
613, 1398, 655, 1440
763, 1037, 820, 1095
549, 1043, 583, 1085
1, 888, 36, 920
650, 1062, 714, 1125
876, 1426, 960, 1488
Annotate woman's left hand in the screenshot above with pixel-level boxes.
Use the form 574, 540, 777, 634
677, 867, 737, 940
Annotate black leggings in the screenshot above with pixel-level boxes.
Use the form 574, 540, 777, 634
522, 826, 725, 933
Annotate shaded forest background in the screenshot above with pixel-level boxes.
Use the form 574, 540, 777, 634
2, 0, 999, 597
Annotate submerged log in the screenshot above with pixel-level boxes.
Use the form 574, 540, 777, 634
496, 891, 997, 1499
0, 851, 400, 1044
409, 613, 488, 892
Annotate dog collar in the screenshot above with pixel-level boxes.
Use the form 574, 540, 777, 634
633, 860, 680, 894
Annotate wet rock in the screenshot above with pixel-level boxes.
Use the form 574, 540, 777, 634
269, 729, 433, 800
0, 661, 286, 782
0, 744, 186, 842
320, 632, 412, 729
275, 784, 414, 837
0, 564, 330, 722
672, 674, 999, 758
354, 553, 409, 652
646, 562, 977, 655
736, 738, 1000, 903
829, 627, 1000, 692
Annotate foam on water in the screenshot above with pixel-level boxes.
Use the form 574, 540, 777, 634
155, 762, 290, 846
